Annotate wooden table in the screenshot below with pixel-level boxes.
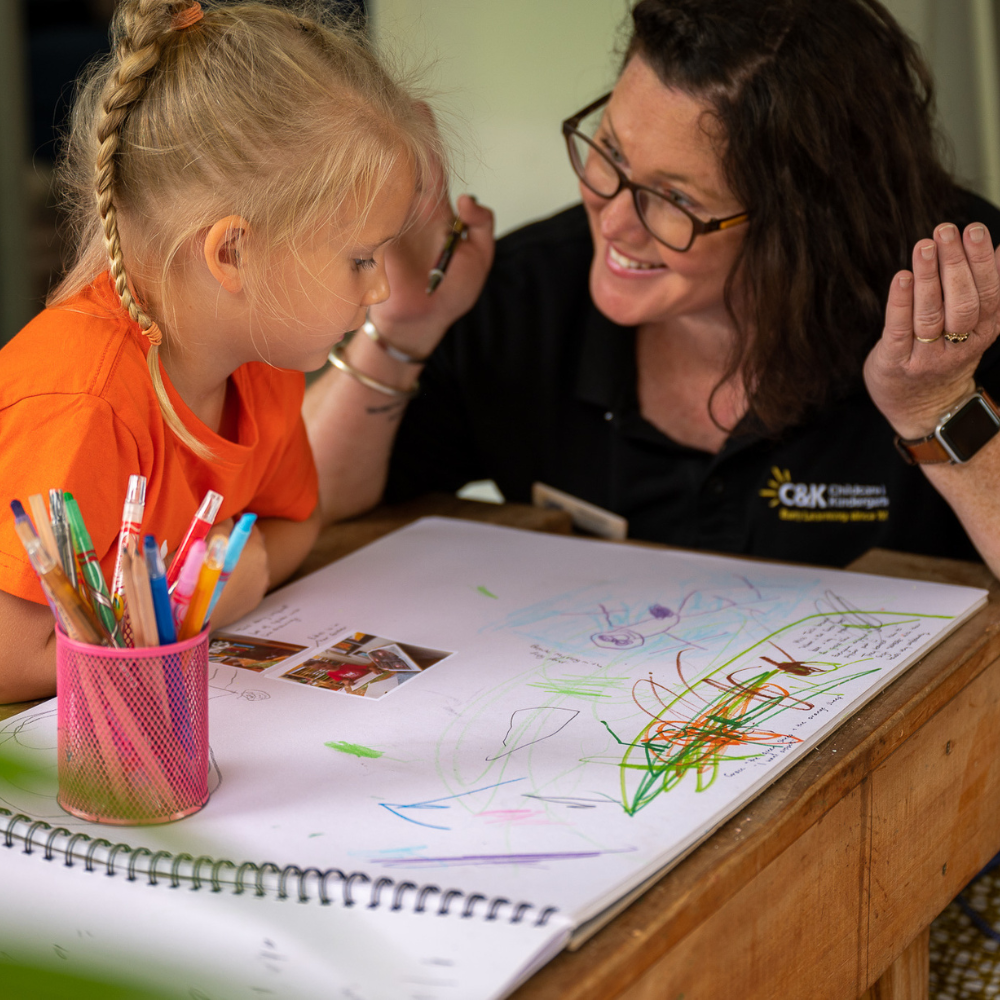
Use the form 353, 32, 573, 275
511, 547, 1000, 1000
4, 498, 997, 1000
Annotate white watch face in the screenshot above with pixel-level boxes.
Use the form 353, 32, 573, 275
938, 394, 1000, 462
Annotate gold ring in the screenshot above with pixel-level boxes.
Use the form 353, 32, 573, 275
914, 334, 943, 343
943, 330, 972, 343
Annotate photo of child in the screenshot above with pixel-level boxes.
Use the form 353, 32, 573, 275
209, 634, 307, 672
280, 632, 451, 699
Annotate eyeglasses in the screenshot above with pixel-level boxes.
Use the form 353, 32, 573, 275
562, 93, 749, 252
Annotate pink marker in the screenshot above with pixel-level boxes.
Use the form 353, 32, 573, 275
166, 490, 222, 589
170, 539, 206, 633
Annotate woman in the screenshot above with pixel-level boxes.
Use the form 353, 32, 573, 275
305, 0, 1000, 576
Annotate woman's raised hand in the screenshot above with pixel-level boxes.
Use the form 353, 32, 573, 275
302, 130, 494, 527
368, 158, 495, 358
864, 222, 1000, 439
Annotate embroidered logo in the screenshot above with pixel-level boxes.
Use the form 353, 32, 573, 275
759, 468, 889, 523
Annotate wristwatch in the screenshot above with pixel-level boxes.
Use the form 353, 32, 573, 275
894, 387, 1000, 465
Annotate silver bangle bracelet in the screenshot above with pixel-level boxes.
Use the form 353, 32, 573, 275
362, 318, 430, 365
328, 342, 419, 399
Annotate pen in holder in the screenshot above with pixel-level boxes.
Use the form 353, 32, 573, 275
56, 625, 210, 825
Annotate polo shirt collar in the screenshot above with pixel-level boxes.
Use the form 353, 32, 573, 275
572, 300, 762, 460
574, 301, 633, 412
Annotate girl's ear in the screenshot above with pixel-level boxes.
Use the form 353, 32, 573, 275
204, 216, 251, 293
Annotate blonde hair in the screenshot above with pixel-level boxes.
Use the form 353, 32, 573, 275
52, 0, 441, 456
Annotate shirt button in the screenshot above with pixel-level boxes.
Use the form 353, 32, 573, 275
706, 476, 725, 496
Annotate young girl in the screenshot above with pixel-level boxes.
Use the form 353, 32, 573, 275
0, 0, 460, 702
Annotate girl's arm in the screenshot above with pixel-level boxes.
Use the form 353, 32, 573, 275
206, 506, 323, 629
304, 194, 494, 525
258, 506, 322, 588
0, 590, 58, 702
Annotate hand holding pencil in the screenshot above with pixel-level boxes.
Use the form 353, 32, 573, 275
363, 190, 495, 359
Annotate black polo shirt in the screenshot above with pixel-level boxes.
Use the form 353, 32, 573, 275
387, 200, 1000, 568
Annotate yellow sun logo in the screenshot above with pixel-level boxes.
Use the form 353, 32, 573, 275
759, 467, 792, 507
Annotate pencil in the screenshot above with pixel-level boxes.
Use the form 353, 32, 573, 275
27, 494, 59, 566
426, 217, 466, 294
124, 545, 158, 649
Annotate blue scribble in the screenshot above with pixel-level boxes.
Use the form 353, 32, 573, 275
380, 777, 526, 830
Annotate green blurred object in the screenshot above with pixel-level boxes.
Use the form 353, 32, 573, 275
0, 961, 173, 1000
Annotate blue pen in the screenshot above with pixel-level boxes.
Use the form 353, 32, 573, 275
144, 534, 177, 645
204, 513, 257, 621
144, 534, 195, 756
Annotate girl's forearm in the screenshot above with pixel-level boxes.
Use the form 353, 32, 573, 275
0, 590, 58, 702
257, 506, 323, 589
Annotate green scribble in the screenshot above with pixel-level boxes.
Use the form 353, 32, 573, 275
476, 585, 499, 599
308, 832, 324, 838
528, 675, 628, 699
325, 741, 383, 759
599, 606, 955, 815
608, 665, 879, 816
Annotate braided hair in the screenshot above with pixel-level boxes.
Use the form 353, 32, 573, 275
95, 1, 196, 449
53, 0, 441, 456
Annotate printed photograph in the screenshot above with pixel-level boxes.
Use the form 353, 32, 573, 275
209, 633, 307, 672
280, 631, 451, 699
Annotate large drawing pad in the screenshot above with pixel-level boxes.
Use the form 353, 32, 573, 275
1, 519, 987, 950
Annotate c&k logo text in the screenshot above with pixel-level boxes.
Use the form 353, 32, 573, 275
759, 468, 889, 524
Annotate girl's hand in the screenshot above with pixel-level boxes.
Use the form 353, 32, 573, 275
864, 222, 1000, 438
207, 523, 269, 629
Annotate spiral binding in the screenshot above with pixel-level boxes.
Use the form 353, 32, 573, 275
0, 808, 558, 927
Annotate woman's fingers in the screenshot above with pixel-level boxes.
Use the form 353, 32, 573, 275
455, 194, 494, 253
964, 223, 1000, 327
935, 223, 981, 336
911, 239, 945, 343
881, 271, 916, 363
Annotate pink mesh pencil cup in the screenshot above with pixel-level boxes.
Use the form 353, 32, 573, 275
56, 628, 209, 825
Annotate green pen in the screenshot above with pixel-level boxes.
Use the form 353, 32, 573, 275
64, 493, 122, 647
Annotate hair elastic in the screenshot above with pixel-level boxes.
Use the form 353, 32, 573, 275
143, 322, 164, 347
172, 3, 204, 30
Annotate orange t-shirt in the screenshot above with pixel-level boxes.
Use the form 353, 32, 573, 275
0, 273, 318, 606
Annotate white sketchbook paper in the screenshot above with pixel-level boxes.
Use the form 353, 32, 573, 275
0, 841, 570, 1000
0, 518, 988, 996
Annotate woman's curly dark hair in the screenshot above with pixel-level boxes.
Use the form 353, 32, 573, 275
626, 0, 958, 434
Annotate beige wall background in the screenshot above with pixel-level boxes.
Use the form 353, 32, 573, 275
1, 2, 998, 342
370, 0, 632, 236
371, 0, 1000, 236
